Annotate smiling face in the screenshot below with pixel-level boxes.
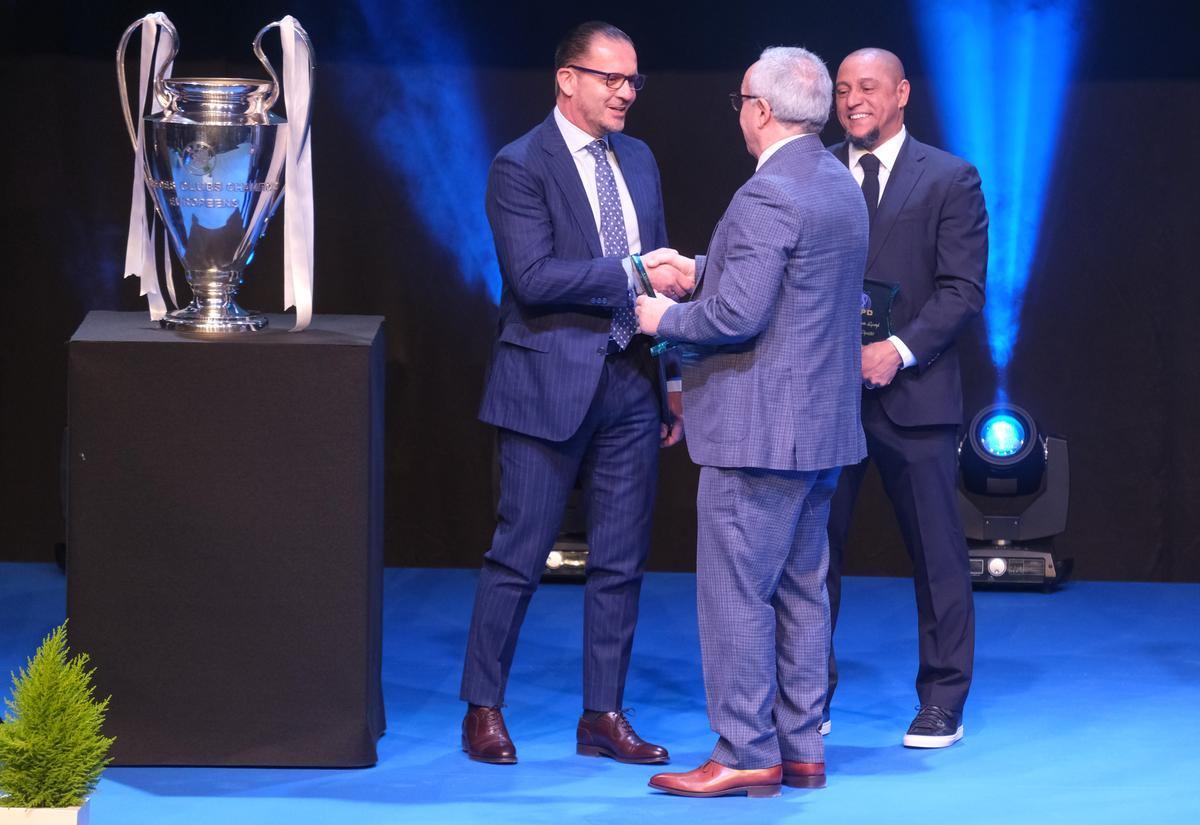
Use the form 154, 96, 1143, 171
835, 50, 909, 149
556, 35, 638, 138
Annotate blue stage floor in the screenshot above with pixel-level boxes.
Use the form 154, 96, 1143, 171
2, 562, 1199, 823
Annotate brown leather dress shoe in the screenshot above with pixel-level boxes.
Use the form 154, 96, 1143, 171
576, 710, 669, 764
782, 760, 826, 788
649, 760, 782, 798
462, 705, 517, 764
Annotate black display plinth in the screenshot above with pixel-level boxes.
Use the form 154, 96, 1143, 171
65, 311, 386, 767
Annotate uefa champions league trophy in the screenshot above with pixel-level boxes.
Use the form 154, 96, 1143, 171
117, 13, 314, 332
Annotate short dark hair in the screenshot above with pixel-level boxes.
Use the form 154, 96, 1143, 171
554, 21, 634, 69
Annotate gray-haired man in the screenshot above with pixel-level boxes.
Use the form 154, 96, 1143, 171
637, 46, 868, 797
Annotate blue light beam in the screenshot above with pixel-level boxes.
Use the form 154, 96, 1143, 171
914, 0, 1081, 390
345, 0, 501, 302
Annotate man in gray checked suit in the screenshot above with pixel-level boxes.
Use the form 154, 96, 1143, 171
635, 47, 868, 798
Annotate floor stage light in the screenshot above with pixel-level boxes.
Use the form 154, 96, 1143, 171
958, 403, 1071, 590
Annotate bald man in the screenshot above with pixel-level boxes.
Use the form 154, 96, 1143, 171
823, 48, 988, 748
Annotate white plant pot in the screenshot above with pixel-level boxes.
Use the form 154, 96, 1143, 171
0, 800, 89, 825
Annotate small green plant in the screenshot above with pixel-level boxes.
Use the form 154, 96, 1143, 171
0, 622, 114, 808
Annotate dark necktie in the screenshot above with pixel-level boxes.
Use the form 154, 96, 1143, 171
584, 139, 637, 350
859, 153, 880, 226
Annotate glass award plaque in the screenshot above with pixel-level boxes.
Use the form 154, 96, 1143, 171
862, 278, 900, 344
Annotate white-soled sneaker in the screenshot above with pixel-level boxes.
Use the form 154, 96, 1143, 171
902, 705, 963, 748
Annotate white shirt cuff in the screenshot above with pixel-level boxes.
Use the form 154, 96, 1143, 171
666, 379, 683, 392
888, 335, 917, 369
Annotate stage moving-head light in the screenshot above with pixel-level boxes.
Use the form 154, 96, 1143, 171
960, 404, 1045, 496
957, 403, 1071, 591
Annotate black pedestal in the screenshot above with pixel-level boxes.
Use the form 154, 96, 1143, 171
65, 311, 386, 766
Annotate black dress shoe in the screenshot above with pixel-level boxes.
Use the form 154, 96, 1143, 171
576, 710, 669, 764
462, 704, 517, 764
902, 705, 963, 748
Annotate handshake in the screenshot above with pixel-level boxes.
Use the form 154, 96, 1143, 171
637, 248, 695, 300
635, 248, 695, 337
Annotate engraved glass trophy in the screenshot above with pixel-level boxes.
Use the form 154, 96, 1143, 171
861, 278, 900, 345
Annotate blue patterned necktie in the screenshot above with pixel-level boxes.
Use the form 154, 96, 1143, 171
584, 139, 638, 350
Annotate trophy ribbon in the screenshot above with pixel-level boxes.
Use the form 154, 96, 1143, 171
272, 17, 315, 332
119, 12, 176, 320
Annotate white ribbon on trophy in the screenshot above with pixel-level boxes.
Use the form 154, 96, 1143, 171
122, 12, 176, 320
277, 16, 315, 332
119, 13, 314, 332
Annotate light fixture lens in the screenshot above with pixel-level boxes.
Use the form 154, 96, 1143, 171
980, 414, 1026, 458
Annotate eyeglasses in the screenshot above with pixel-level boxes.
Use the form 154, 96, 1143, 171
729, 92, 763, 112
568, 64, 646, 91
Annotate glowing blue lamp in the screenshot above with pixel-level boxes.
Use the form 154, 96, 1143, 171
980, 414, 1026, 458
961, 403, 1042, 494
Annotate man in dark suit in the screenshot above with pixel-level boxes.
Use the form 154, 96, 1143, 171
824, 48, 988, 748
459, 21, 682, 766
636, 47, 868, 797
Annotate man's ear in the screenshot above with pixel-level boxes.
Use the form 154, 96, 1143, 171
556, 67, 575, 99
757, 97, 773, 126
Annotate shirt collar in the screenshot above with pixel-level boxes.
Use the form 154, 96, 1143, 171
554, 106, 608, 155
756, 132, 816, 171
847, 125, 907, 173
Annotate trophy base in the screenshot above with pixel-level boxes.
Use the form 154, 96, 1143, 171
159, 305, 268, 333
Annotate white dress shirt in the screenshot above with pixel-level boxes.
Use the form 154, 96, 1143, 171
847, 125, 906, 203
554, 107, 642, 255
847, 126, 916, 369
755, 132, 815, 171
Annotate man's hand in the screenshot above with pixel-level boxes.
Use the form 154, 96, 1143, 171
635, 294, 675, 336
641, 247, 696, 299
661, 390, 684, 447
862, 340, 903, 389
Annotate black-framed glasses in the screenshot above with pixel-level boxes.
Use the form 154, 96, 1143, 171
568, 64, 646, 91
729, 92, 763, 112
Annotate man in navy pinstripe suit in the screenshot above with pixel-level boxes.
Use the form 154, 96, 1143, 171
637, 47, 868, 797
459, 21, 681, 766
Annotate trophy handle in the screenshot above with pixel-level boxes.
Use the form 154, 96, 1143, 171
116, 14, 179, 152
253, 19, 315, 152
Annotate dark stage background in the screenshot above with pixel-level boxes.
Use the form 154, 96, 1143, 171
2, 1, 1197, 581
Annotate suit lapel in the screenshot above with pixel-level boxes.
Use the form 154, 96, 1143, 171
691, 217, 724, 299
611, 134, 655, 250
866, 135, 925, 271
538, 115, 603, 258
831, 140, 850, 168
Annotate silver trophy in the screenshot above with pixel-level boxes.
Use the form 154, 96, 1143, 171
117, 16, 313, 332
